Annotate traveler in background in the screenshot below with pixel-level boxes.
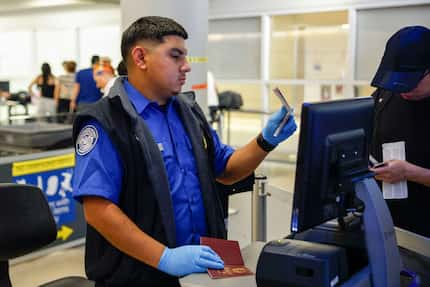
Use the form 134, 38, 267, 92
101, 60, 128, 97
54, 60, 77, 114
70, 55, 102, 112
96, 60, 128, 96
93, 62, 115, 96
100, 56, 115, 75
28, 62, 56, 117
0, 86, 9, 101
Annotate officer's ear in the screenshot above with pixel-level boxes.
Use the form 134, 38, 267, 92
131, 46, 148, 70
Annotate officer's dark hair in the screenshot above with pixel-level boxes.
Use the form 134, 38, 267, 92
121, 16, 188, 63
91, 55, 100, 65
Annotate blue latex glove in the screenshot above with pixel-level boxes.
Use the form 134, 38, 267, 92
262, 107, 297, 146
158, 245, 224, 277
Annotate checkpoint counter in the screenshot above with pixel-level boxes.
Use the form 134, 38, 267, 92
0, 121, 86, 259
181, 232, 430, 287
181, 242, 265, 287
181, 181, 430, 287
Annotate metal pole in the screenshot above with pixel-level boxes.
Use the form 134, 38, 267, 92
252, 174, 269, 242
217, 109, 223, 141
227, 110, 231, 145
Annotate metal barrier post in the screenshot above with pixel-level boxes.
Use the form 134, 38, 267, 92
217, 110, 223, 141
252, 174, 270, 242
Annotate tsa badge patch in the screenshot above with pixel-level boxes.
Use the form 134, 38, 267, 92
76, 125, 99, 156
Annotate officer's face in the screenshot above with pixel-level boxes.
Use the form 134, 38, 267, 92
144, 35, 191, 98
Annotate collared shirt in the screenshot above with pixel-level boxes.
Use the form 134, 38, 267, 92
75, 68, 102, 104
73, 80, 234, 245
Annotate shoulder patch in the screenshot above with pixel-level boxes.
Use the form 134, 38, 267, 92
76, 125, 99, 156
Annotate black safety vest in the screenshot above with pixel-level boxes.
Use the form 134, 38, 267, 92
72, 79, 226, 286
370, 88, 430, 238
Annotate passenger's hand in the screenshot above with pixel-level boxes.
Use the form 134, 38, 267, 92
157, 245, 224, 277
262, 107, 297, 146
400, 92, 430, 101
400, 74, 430, 101
371, 160, 408, 183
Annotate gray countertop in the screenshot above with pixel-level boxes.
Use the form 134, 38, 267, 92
180, 241, 265, 287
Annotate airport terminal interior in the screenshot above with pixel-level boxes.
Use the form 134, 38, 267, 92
1, 0, 430, 286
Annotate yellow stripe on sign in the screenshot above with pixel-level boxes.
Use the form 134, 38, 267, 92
12, 153, 75, 177
186, 56, 208, 63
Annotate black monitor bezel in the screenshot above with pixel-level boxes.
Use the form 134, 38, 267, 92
291, 97, 374, 233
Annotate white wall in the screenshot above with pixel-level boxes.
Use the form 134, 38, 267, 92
356, 4, 430, 80
0, 5, 120, 92
209, 0, 430, 17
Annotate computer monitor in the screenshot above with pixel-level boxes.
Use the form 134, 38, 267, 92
0, 81, 9, 93
291, 97, 374, 233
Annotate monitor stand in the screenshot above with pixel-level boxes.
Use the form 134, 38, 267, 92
354, 177, 401, 287
291, 177, 401, 287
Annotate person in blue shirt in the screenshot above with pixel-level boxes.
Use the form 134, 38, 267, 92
72, 16, 296, 287
70, 55, 103, 111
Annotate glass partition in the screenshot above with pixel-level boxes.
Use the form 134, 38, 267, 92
217, 82, 261, 110
356, 4, 430, 81
208, 17, 261, 79
270, 11, 349, 80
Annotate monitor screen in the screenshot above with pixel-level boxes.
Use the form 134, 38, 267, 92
0, 81, 9, 93
291, 97, 374, 233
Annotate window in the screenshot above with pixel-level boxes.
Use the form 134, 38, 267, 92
270, 11, 349, 80
209, 17, 261, 79
356, 5, 430, 81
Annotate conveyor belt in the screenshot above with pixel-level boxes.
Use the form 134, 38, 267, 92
0, 122, 72, 151
0, 150, 20, 157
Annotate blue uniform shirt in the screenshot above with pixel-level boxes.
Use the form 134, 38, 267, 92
75, 68, 102, 104
73, 80, 234, 246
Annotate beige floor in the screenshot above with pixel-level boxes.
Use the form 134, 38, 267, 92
10, 247, 86, 286
8, 160, 296, 286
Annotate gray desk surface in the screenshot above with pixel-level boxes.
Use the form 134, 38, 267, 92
180, 230, 430, 287
180, 241, 265, 287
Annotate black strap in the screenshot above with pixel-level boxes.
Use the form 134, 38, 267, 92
256, 132, 276, 152
370, 89, 394, 162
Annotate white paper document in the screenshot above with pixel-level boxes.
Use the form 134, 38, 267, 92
382, 141, 408, 199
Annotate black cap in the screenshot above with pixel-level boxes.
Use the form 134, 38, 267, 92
371, 26, 430, 93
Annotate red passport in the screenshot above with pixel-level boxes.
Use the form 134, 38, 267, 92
200, 237, 253, 279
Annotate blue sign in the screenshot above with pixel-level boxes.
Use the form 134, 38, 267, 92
13, 167, 76, 228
